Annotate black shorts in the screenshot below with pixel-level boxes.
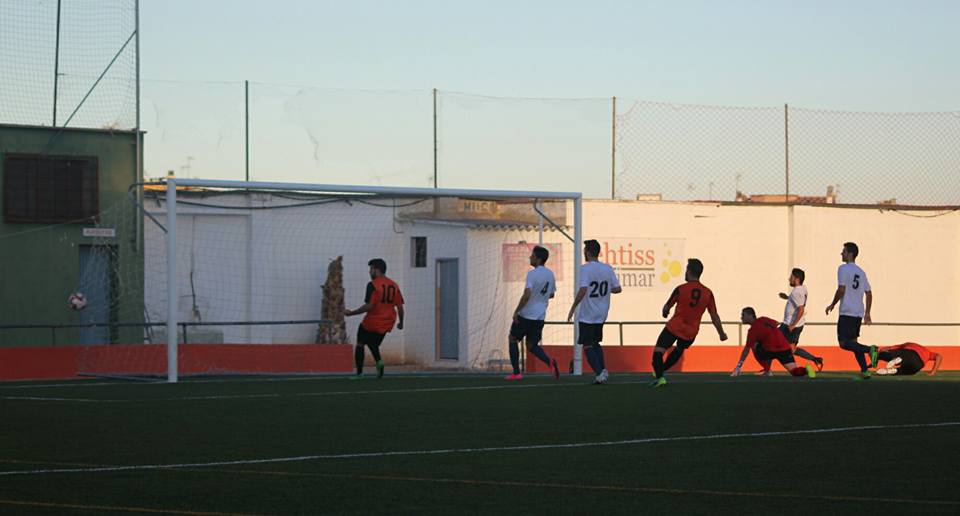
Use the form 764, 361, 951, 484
510, 317, 545, 345
837, 315, 862, 342
778, 323, 804, 344
357, 325, 386, 348
578, 322, 604, 345
655, 327, 694, 351
882, 349, 925, 375
753, 345, 796, 366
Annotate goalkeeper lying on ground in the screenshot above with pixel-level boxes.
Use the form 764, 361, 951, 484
874, 343, 942, 376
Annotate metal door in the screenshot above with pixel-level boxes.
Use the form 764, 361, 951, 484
436, 259, 459, 360
78, 245, 116, 344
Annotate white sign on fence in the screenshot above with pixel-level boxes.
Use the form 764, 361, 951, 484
82, 227, 116, 238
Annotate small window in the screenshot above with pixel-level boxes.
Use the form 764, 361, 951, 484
3, 153, 99, 223
411, 237, 427, 268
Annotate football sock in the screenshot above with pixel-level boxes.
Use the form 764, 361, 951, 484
877, 351, 894, 362
509, 339, 520, 375
652, 351, 665, 379
354, 345, 365, 375
529, 344, 552, 366
662, 347, 685, 372
584, 346, 602, 375
368, 343, 382, 363
596, 344, 606, 371
793, 347, 819, 362
853, 352, 868, 372
840, 340, 872, 355
840, 340, 871, 372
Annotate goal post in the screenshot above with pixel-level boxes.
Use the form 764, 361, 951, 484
155, 178, 584, 383
165, 179, 178, 382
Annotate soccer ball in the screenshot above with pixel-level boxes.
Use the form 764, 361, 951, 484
68, 292, 87, 311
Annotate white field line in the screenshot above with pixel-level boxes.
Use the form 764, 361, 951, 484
0, 371, 881, 390
0, 396, 107, 402
1, 381, 620, 402
0, 373, 519, 390
0, 377, 860, 403
1, 421, 958, 477
209, 469, 960, 507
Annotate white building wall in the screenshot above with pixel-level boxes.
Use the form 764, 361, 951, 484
398, 223, 469, 367
582, 200, 960, 348
790, 204, 960, 348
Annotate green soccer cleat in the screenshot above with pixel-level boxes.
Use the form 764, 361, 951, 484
376, 360, 385, 379
805, 364, 817, 379
650, 377, 667, 388
869, 345, 879, 368
349, 374, 365, 380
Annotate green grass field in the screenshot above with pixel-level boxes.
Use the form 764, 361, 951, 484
2, 372, 959, 515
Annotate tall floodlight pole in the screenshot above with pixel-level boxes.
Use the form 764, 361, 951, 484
537, 201, 544, 245
135, 0, 142, 182
134, 0, 144, 268
433, 88, 438, 188
785, 103, 790, 199
52, 0, 62, 126
611, 96, 616, 200
245, 80, 250, 182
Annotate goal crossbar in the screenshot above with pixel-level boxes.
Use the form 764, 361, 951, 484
172, 179, 582, 201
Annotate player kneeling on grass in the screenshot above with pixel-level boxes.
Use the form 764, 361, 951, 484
506, 245, 561, 381
731, 307, 816, 379
875, 342, 942, 376
345, 258, 404, 379
567, 239, 622, 384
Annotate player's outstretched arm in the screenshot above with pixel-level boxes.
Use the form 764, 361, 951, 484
661, 288, 679, 318
513, 289, 532, 322
789, 305, 805, 331
732, 344, 751, 377
930, 353, 942, 376
864, 290, 873, 324
567, 287, 588, 322
345, 302, 374, 317
826, 285, 845, 315
709, 309, 727, 341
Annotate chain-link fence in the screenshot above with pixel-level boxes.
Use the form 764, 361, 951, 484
614, 100, 785, 203
4, 4, 960, 206
0, 0, 137, 130
787, 108, 960, 206
615, 101, 960, 206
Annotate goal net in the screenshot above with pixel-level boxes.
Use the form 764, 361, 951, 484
76, 179, 583, 381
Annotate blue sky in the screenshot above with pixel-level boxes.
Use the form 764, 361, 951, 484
141, 0, 959, 109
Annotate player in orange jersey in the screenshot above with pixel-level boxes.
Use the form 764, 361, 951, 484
345, 258, 404, 379
651, 258, 727, 387
875, 343, 942, 376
